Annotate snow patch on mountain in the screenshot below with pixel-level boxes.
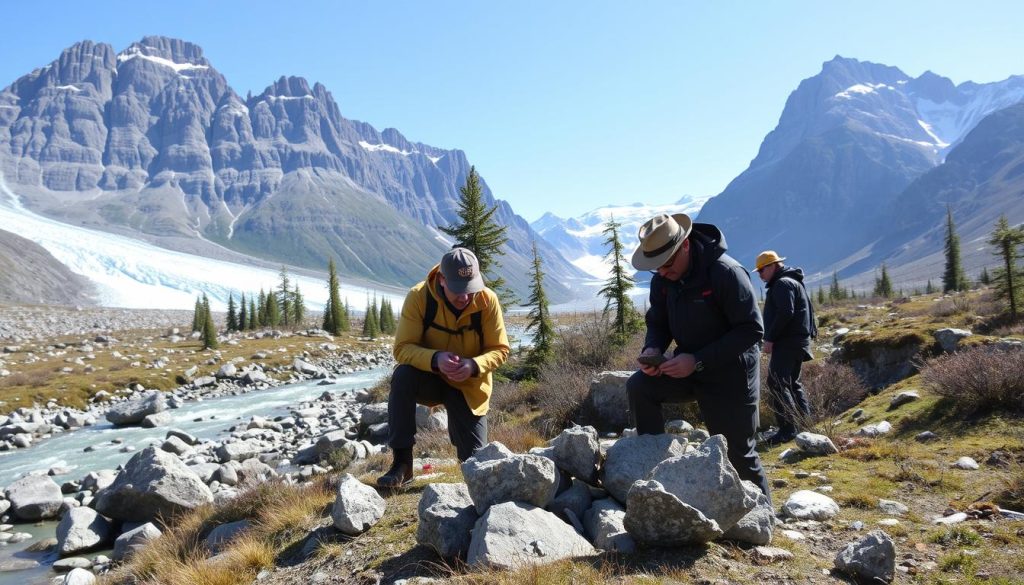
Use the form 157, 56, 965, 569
117, 47, 209, 74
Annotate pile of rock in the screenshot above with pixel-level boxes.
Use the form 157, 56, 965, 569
413, 426, 773, 569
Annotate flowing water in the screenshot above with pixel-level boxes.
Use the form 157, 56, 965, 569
0, 367, 388, 584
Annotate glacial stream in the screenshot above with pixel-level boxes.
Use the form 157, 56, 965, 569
0, 367, 388, 584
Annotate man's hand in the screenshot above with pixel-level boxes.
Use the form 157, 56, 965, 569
659, 353, 697, 378
438, 351, 473, 382
763, 341, 773, 355
637, 347, 663, 376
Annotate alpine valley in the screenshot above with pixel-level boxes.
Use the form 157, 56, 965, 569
0, 36, 589, 305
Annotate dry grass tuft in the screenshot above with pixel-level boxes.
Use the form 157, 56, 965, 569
920, 346, 1024, 415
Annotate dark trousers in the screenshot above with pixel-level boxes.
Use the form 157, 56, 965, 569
627, 366, 771, 499
387, 364, 487, 462
767, 346, 810, 435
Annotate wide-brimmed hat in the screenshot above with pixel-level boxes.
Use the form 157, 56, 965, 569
440, 247, 485, 294
754, 250, 786, 272
631, 213, 693, 271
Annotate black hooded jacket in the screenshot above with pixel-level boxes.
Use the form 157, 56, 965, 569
763, 266, 817, 351
644, 223, 764, 375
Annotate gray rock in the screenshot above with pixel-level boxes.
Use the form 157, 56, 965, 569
461, 442, 559, 514
4, 474, 63, 520
161, 435, 193, 457
889, 391, 920, 409
782, 490, 840, 520
193, 376, 217, 388
140, 412, 172, 428
206, 519, 251, 554
467, 502, 597, 569
416, 405, 448, 431
112, 522, 162, 561
236, 458, 276, 484
56, 507, 111, 555
95, 447, 213, 522
722, 480, 774, 545
753, 546, 793, 563
934, 328, 972, 353
331, 474, 386, 535
215, 363, 237, 378
547, 478, 593, 523
794, 432, 838, 455
62, 568, 97, 585
105, 391, 166, 425
586, 371, 632, 432
359, 402, 389, 427
241, 370, 269, 385
80, 470, 117, 493
878, 499, 908, 516
416, 482, 478, 558
52, 557, 91, 572
548, 425, 601, 485
293, 358, 323, 377
215, 439, 262, 462
602, 434, 688, 503
834, 530, 896, 583
314, 430, 351, 458
166, 429, 199, 445
623, 435, 755, 545
915, 430, 938, 442
857, 421, 892, 437
213, 463, 239, 486
952, 456, 979, 470
582, 498, 635, 553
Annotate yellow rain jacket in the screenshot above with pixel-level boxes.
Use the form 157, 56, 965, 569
393, 265, 510, 416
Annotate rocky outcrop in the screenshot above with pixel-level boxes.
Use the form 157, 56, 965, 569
95, 447, 213, 522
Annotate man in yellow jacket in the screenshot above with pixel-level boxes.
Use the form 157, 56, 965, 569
377, 247, 510, 488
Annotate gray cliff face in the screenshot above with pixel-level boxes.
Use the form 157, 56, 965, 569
0, 229, 95, 306
0, 37, 585, 298
697, 56, 1024, 280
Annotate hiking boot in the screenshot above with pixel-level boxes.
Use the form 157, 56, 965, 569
376, 447, 413, 489
763, 429, 796, 447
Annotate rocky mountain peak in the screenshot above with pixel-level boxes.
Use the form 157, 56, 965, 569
120, 36, 210, 68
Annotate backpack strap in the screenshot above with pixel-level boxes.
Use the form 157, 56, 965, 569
421, 286, 484, 351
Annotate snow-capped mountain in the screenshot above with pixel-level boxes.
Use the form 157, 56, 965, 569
0, 36, 587, 303
698, 56, 1024, 283
531, 195, 707, 280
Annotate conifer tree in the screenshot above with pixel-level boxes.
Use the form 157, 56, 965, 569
278, 267, 291, 327
342, 298, 351, 331
979, 266, 991, 285
943, 205, 970, 292
191, 296, 205, 332
257, 289, 267, 327
370, 293, 380, 330
323, 258, 346, 335
293, 285, 305, 327
266, 291, 281, 327
362, 297, 380, 339
925, 279, 937, 294
873, 264, 894, 298
378, 298, 396, 335
599, 216, 642, 345
249, 297, 257, 330
816, 286, 826, 306
439, 166, 517, 307
524, 242, 554, 377
988, 215, 1024, 320
226, 294, 238, 332
828, 271, 845, 302
238, 292, 247, 331
202, 296, 218, 350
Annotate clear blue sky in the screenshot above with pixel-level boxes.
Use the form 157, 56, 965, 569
2, 1, 1022, 221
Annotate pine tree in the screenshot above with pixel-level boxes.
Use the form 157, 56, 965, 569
202, 296, 218, 350
278, 266, 291, 327
238, 292, 247, 331
439, 166, 517, 307
378, 298, 396, 335
828, 271, 844, 302
257, 289, 267, 327
323, 258, 346, 335
979, 266, 991, 285
191, 296, 205, 332
524, 242, 554, 377
342, 298, 351, 331
873, 264, 894, 298
362, 297, 380, 339
943, 205, 970, 292
248, 297, 257, 331
988, 215, 1024, 320
292, 285, 305, 327
925, 279, 937, 294
816, 286, 826, 306
599, 216, 642, 345
266, 291, 281, 327
370, 293, 380, 330
226, 294, 238, 332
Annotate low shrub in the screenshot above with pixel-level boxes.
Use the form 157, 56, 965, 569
532, 361, 594, 436
762, 358, 868, 438
920, 346, 1024, 415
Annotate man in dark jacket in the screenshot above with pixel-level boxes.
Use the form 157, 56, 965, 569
627, 213, 770, 498
755, 250, 818, 446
